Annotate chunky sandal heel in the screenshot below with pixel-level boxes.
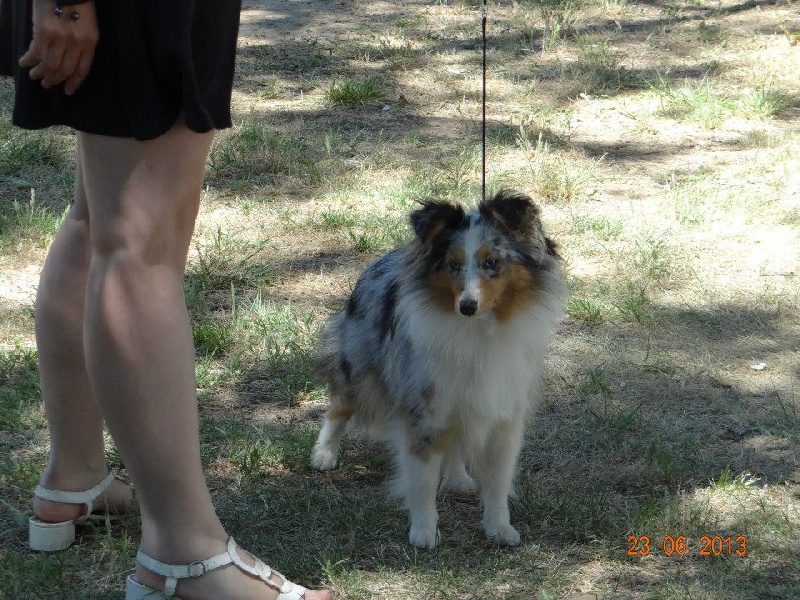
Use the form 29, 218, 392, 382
125, 537, 308, 600
124, 575, 159, 600
29, 518, 77, 552
29, 471, 129, 552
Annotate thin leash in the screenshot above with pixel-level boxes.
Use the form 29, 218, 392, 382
481, 0, 488, 204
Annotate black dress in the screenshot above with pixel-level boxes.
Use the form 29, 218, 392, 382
1, 0, 242, 141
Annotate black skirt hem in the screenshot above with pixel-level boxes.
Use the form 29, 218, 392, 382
4, 0, 241, 141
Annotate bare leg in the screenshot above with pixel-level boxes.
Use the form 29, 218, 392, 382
33, 161, 132, 524
76, 122, 329, 599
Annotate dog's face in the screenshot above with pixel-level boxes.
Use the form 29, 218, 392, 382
410, 190, 559, 321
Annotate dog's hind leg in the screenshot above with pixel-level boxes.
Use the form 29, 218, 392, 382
311, 399, 353, 471
441, 451, 477, 494
474, 419, 525, 545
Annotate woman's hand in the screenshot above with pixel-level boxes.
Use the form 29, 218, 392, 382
19, 0, 98, 95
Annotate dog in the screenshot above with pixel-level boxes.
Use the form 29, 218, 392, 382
311, 189, 566, 549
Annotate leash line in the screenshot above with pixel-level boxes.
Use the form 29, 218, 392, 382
481, 0, 488, 204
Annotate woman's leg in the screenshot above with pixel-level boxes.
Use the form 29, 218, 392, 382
33, 160, 132, 524
78, 122, 329, 600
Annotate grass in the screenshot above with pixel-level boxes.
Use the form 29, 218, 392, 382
207, 120, 322, 185
327, 77, 385, 106
652, 74, 794, 127
0, 131, 69, 178
519, 129, 600, 204
0, 344, 43, 432
0, 197, 65, 252
2, 0, 800, 598
533, 0, 579, 52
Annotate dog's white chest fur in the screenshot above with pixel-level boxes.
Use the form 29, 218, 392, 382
400, 296, 550, 421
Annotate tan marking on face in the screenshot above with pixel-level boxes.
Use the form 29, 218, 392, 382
449, 248, 465, 267
489, 263, 538, 322
428, 269, 459, 313
427, 248, 464, 313
476, 245, 495, 263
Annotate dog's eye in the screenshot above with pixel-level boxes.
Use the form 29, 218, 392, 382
483, 258, 498, 270
449, 261, 462, 272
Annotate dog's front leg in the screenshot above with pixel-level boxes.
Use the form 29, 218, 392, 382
390, 430, 444, 550
404, 451, 443, 549
311, 399, 353, 471
475, 419, 525, 545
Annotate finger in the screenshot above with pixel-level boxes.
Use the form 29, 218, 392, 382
19, 39, 48, 69
63, 49, 95, 95
41, 48, 81, 89
27, 42, 66, 82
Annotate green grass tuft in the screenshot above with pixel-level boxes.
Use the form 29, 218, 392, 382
327, 77, 385, 106
0, 344, 43, 432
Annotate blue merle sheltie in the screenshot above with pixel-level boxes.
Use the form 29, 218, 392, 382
311, 190, 566, 549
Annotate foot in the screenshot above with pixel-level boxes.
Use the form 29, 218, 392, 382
409, 524, 439, 549
309, 444, 338, 471
408, 506, 440, 549
32, 473, 135, 523
482, 521, 521, 546
443, 472, 477, 494
134, 539, 332, 600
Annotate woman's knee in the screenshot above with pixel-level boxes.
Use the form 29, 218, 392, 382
37, 212, 92, 302
79, 141, 208, 269
88, 202, 195, 273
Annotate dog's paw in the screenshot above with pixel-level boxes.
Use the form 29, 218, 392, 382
483, 523, 521, 546
409, 525, 440, 549
310, 445, 338, 471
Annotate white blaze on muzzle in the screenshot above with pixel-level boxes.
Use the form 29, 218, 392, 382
459, 215, 484, 316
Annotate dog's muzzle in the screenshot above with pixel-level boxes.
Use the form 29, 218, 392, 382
459, 298, 478, 316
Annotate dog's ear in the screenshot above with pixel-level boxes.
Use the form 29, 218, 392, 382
479, 190, 540, 239
410, 200, 465, 245
480, 189, 559, 257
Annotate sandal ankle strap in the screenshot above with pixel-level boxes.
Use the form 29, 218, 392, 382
137, 543, 233, 597
34, 471, 117, 522
136, 537, 307, 599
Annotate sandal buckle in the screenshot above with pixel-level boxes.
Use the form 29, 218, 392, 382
187, 560, 206, 578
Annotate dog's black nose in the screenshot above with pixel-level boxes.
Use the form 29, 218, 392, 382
459, 299, 478, 316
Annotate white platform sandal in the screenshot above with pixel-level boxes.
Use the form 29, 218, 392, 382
29, 471, 130, 552
125, 537, 308, 600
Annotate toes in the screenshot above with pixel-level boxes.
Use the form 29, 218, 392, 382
310, 447, 338, 471
409, 525, 439, 549
483, 523, 521, 546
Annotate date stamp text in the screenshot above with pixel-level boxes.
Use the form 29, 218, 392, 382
627, 534, 748, 558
